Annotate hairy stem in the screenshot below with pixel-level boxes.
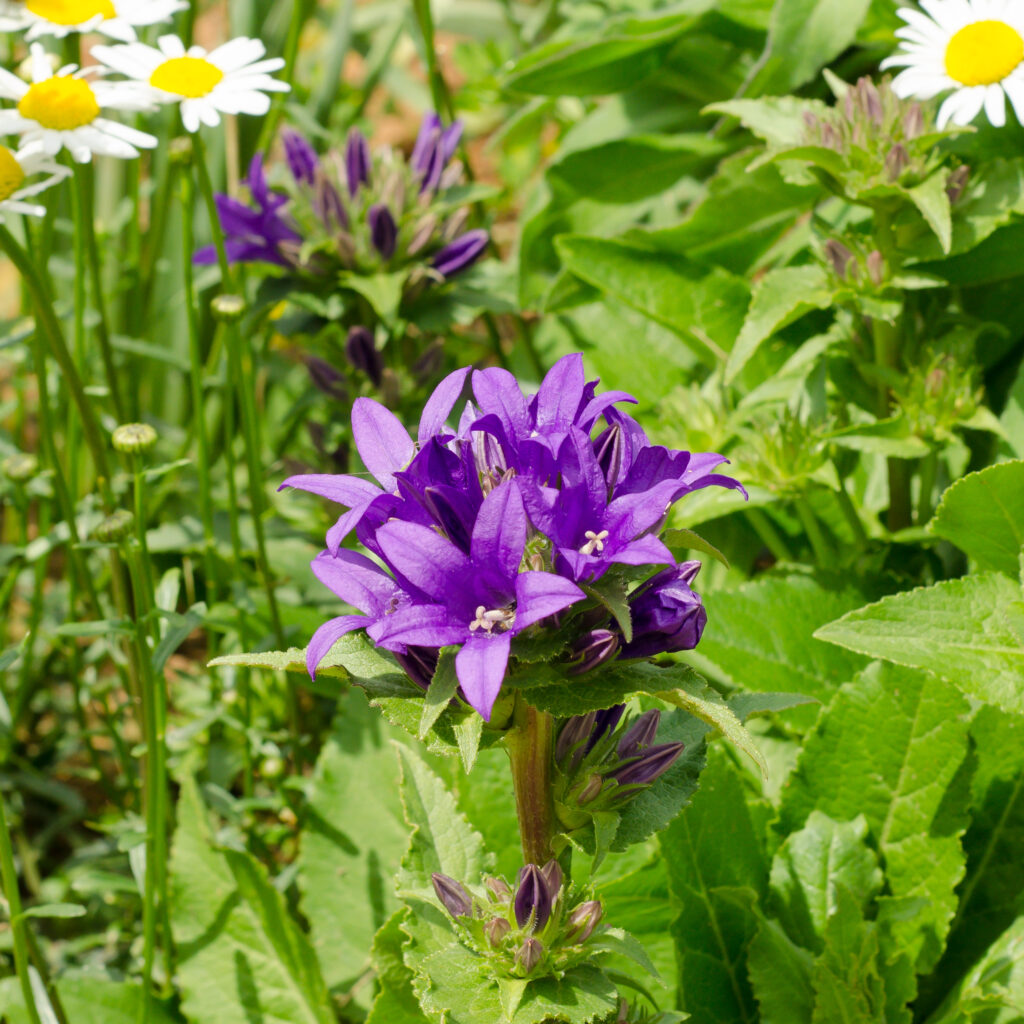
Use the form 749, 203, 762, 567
506, 694, 556, 865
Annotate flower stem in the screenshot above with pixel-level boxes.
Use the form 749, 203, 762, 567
410, 0, 455, 121
745, 507, 793, 564
256, 0, 309, 154
0, 789, 44, 1024
795, 496, 833, 567
506, 694, 556, 865
917, 447, 938, 525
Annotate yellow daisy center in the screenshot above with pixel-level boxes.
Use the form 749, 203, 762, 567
0, 146, 25, 202
25, 0, 115, 24
18, 76, 100, 130
945, 19, 1024, 86
149, 56, 224, 98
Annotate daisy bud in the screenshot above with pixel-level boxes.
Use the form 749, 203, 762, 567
3, 453, 38, 482
866, 249, 885, 287
564, 900, 602, 944
112, 422, 158, 455
515, 937, 544, 974
486, 917, 511, 947
485, 876, 512, 902
617, 709, 661, 759
344, 326, 383, 386
211, 293, 246, 322
368, 203, 397, 259
514, 864, 552, 930
568, 629, 619, 676
610, 742, 685, 788
432, 873, 472, 919
94, 509, 134, 543
344, 128, 371, 196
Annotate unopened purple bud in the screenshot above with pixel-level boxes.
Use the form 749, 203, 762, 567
314, 175, 347, 231
368, 203, 397, 260
345, 326, 383, 386
947, 165, 970, 203
564, 900, 603, 944
617, 709, 661, 760
578, 774, 603, 805
432, 873, 472, 918
432, 229, 488, 278
904, 103, 924, 139
823, 239, 854, 280
411, 113, 443, 174
486, 917, 511, 947
589, 705, 626, 750
407, 214, 438, 256
611, 742, 684, 788
866, 249, 885, 287
620, 563, 705, 659
568, 629, 619, 676
486, 876, 512, 901
393, 646, 438, 690
540, 860, 563, 898
514, 864, 552, 930
885, 143, 909, 180
306, 357, 348, 402
556, 712, 596, 766
344, 128, 371, 197
861, 79, 883, 125
515, 937, 544, 973
283, 130, 318, 185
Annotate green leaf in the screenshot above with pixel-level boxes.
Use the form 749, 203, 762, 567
767, 812, 882, 953
661, 749, 767, 1023
19, 902, 87, 919
170, 777, 335, 1024
779, 663, 970, 973
395, 744, 485, 899
582, 576, 632, 643
814, 572, 1024, 716
0, 974, 178, 1024
663, 527, 731, 569
930, 461, 1024, 576
419, 647, 460, 739
747, 917, 816, 1024
707, 97, 832, 149
152, 602, 205, 676
726, 265, 836, 383
297, 688, 410, 999
907, 174, 953, 253
338, 270, 407, 325
366, 912, 431, 1024
826, 416, 931, 459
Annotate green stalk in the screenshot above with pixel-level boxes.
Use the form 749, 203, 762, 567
506, 695, 556, 865
835, 482, 869, 548
795, 497, 833, 567
255, 0, 309, 154
410, 0, 455, 120
916, 448, 938, 525
745, 507, 794, 564
0, 791, 44, 1024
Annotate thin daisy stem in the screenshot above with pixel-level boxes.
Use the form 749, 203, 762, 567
410, 0, 455, 121
255, 0, 309, 155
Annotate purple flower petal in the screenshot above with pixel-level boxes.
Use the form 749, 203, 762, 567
375, 520, 472, 602
278, 473, 381, 506
307, 614, 370, 677
370, 603, 467, 648
351, 398, 415, 490
455, 633, 511, 720
418, 366, 471, 443
470, 480, 527, 583
310, 549, 403, 617
513, 571, 585, 631
534, 353, 585, 434
472, 367, 531, 439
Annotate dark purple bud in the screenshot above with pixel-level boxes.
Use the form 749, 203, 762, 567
617, 709, 661, 760
588, 705, 626, 751
432, 873, 472, 918
485, 876, 512, 901
486, 917, 511, 947
594, 423, 623, 495
556, 712, 596, 766
514, 864, 552, 930
578, 774, 603, 805
620, 563, 706, 659
306, 357, 348, 402
432, 229, 488, 278
283, 130, 317, 185
540, 860, 563, 898
885, 143, 909, 180
344, 326, 383, 386
866, 249, 885, 287
393, 646, 438, 690
823, 239, 854, 280
344, 128, 371, 197
947, 165, 970, 203
411, 113, 443, 174
564, 900, 603, 944
611, 742, 684, 788
568, 629, 619, 676
515, 937, 544, 973
368, 203, 397, 260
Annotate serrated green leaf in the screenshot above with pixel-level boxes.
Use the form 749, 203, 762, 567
814, 572, 1024, 715
583, 576, 632, 643
747, 917, 816, 1024
907, 173, 953, 252
780, 663, 970, 973
297, 688, 409, 999
454, 710, 484, 773
419, 647, 460, 740
663, 528, 730, 569
366, 911, 431, 1024
590, 926, 661, 980
930, 461, 1024, 576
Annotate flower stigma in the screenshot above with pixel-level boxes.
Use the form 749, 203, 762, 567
945, 20, 1024, 86
579, 529, 609, 556
18, 77, 100, 130
0, 147, 25, 202
469, 605, 516, 634
25, 0, 115, 24
150, 56, 224, 98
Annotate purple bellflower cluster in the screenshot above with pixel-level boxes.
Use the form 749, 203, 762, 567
284, 354, 744, 721
196, 113, 487, 279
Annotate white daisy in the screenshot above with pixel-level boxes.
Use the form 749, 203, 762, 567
881, 0, 1024, 128
0, 43, 157, 162
0, 142, 69, 218
90, 34, 289, 134
0, 0, 186, 42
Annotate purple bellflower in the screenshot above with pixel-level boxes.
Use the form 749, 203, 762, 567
619, 561, 707, 659
412, 112, 463, 193
283, 129, 318, 185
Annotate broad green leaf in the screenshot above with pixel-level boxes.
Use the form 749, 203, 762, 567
826, 416, 931, 459
338, 270, 407, 325
725, 265, 836, 383
663, 527, 731, 569
930, 461, 1024, 576
707, 97, 832, 149
661, 749, 767, 1023
780, 663, 970, 972
814, 572, 1024, 715
768, 812, 882, 953
747, 917, 816, 1024
297, 688, 410, 998
907, 174, 953, 253
395, 744, 485, 898
19, 902, 86, 919
419, 647, 460, 739
0, 975, 178, 1024
170, 777, 335, 1024
366, 911, 431, 1024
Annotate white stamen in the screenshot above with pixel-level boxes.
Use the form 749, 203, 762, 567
469, 604, 516, 633
579, 529, 609, 556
